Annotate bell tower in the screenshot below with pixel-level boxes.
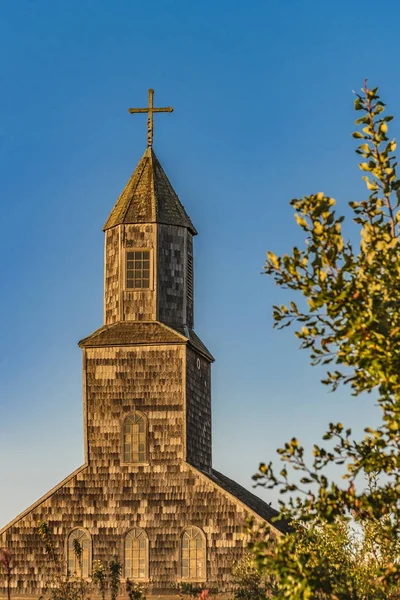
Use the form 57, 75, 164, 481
80, 89, 213, 473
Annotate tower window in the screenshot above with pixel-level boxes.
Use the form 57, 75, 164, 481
123, 412, 147, 463
124, 528, 148, 579
126, 250, 151, 289
67, 529, 91, 578
181, 527, 206, 580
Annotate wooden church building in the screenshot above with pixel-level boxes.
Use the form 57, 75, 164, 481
0, 90, 285, 598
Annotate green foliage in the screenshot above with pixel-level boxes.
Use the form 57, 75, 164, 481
251, 82, 400, 598
174, 583, 220, 599
126, 579, 146, 600
38, 522, 58, 565
38, 522, 89, 600
93, 560, 107, 600
108, 555, 121, 600
72, 539, 83, 568
231, 552, 277, 599
251, 512, 400, 600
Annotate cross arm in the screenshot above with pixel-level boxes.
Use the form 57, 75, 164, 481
128, 107, 174, 114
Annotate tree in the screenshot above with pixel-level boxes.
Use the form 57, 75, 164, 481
108, 555, 122, 600
250, 82, 400, 599
257, 510, 400, 600
126, 578, 146, 600
93, 560, 107, 600
231, 552, 277, 599
0, 548, 13, 600
38, 522, 89, 600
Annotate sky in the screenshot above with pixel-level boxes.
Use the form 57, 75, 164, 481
0, 0, 398, 528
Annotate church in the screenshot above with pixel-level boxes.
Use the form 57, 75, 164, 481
0, 90, 285, 598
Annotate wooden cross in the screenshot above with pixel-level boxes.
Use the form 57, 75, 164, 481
128, 89, 173, 149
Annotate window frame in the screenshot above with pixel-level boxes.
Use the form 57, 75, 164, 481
121, 411, 148, 466
66, 528, 92, 579
124, 527, 149, 581
179, 526, 207, 582
124, 248, 153, 291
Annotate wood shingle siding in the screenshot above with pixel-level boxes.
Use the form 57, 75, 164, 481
1, 462, 281, 596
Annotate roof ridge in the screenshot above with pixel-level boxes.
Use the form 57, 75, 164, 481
78, 321, 126, 346
157, 321, 188, 342
0, 464, 89, 536
121, 153, 149, 224
78, 321, 190, 348
149, 149, 157, 222
185, 463, 286, 534
151, 151, 190, 224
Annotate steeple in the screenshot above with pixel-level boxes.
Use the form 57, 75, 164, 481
103, 147, 197, 234
102, 90, 196, 329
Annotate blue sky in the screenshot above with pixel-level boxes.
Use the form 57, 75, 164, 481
0, 0, 397, 527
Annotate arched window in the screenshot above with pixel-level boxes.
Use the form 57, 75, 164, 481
67, 529, 91, 578
123, 412, 147, 464
181, 527, 206, 580
124, 528, 148, 579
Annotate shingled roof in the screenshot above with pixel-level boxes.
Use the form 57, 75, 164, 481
103, 148, 197, 234
174, 326, 215, 362
78, 321, 214, 362
205, 468, 289, 534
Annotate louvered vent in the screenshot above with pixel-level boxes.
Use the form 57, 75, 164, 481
187, 253, 193, 304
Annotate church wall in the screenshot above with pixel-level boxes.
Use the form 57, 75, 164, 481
185, 348, 212, 472
85, 345, 185, 465
157, 224, 186, 327
0, 462, 266, 598
122, 224, 157, 321
104, 227, 120, 324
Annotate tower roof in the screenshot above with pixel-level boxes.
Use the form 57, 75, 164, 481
103, 148, 197, 234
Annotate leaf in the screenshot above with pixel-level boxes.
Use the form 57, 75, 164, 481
294, 213, 308, 228
362, 176, 379, 191
314, 221, 323, 235
267, 251, 279, 268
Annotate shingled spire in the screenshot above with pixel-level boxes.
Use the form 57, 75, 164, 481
101, 91, 198, 328
103, 147, 197, 234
